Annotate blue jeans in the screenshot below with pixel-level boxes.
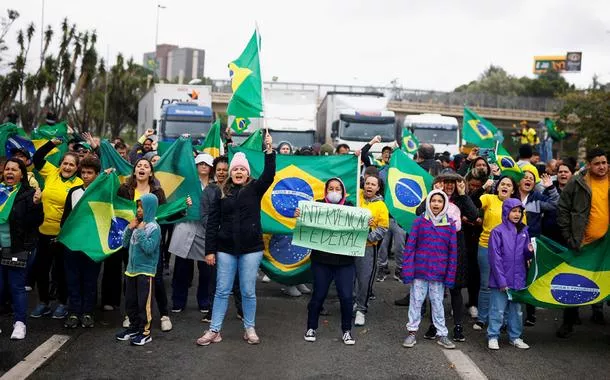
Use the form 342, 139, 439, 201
64, 249, 101, 315
307, 261, 355, 332
487, 289, 523, 341
477, 245, 490, 324
378, 218, 406, 270
0, 264, 28, 323
210, 251, 263, 332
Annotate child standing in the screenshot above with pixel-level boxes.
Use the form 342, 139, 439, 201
402, 190, 457, 349
487, 198, 533, 350
115, 193, 161, 346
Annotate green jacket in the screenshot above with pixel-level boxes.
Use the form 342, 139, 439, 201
557, 172, 610, 250
122, 193, 161, 276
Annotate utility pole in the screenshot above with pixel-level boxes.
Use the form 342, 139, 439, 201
40, 0, 44, 65
154, 4, 166, 78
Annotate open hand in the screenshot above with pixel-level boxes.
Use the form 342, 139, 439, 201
540, 174, 553, 188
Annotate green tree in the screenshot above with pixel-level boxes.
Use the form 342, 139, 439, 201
454, 65, 525, 96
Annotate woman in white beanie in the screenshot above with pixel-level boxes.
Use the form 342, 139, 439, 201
197, 133, 275, 346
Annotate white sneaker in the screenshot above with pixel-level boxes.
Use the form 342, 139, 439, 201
296, 284, 311, 294
103, 305, 114, 311
510, 338, 530, 349
11, 322, 26, 340
282, 286, 302, 297
160, 316, 172, 332
468, 306, 478, 319
24, 286, 32, 292
123, 316, 130, 328
488, 338, 499, 350
354, 311, 366, 326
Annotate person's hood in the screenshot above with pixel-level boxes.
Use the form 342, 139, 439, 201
501, 198, 525, 228
139, 193, 158, 223
425, 189, 450, 226
324, 177, 346, 199
363, 194, 384, 203
277, 141, 293, 154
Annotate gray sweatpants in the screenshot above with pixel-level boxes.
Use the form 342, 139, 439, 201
354, 245, 378, 313
377, 218, 406, 270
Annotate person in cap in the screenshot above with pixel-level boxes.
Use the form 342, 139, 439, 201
197, 133, 275, 346
320, 144, 334, 156
169, 153, 215, 315
73, 142, 93, 160
276, 141, 293, 155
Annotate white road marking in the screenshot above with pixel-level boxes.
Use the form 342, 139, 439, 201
1, 334, 70, 380
443, 349, 488, 380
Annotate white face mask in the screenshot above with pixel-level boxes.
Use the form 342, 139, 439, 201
326, 191, 343, 204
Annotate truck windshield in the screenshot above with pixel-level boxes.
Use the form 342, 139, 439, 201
340, 121, 395, 142
163, 120, 212, 138
270, 131, 315, 148
412, 128, 457, 145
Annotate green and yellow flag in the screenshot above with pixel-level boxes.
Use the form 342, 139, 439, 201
462, 107, 500, 149
0, 183, 21, 224
495, 154, 524, 182
401, 128, 420, 154
31, 121, 70, 167
201, 120, 222, 158
240, 129, 264, 151
230, 117, 251, 134
154, 137, 201, 222
510, 233, 610, 308
385, 149, 434, 232
58, 172, 136, 262
227, 30, 264, 118
99, 140, 133, 183
545, 118, 566, 141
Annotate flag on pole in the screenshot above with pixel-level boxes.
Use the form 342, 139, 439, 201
227, 30, 264, 118
230, 117, 251, 134
31, 121, 70, 167
510, 233, 610, 308
401, 128, 420, 154
240, 129, 264, 151
462, 107, 500, 148
201, 120, 222, 158
385, 149, 434, 232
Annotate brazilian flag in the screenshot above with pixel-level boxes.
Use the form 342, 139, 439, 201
230, 117, 251, 135
401, 128, 420, 154
201, 120, 222, 158
154, 137, 201, 222
31, 121, 70, 167
385, 149, 433, 232
228, 147, 359, 284
495, 155, 524, 182
462, 107, 500, 149
227, 30, 264, 118
99, 140, 133, 183
0, 123, 29, 156
58, 172, 136, 262
545, 118, 566, 141
240, 129, 263, 151
510, 233, 610, 308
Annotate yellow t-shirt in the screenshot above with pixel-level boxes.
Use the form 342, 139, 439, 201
478, 194, 527, 248
39, 162, 83, 236
520, 128, 538, 145
359, 193, 390, 246
134, 189, 142, 201
583, 176, 609, 245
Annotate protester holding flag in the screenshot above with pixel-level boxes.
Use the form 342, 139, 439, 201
197, 133, 275, 346
354, 174, 389, 327
61, 156, 103, 329
557, 148, 609, 336
31, 139, 83, 319
402, 190, 457, 349
0, 158, 43, 340
298, 177, 357, 345
472, 175, 520, 331
169, 153, 214, 314
487, 198, 533, 350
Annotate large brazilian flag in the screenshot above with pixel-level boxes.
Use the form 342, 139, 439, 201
228, 146, 359, 284
510, 233, 610, 308
384, 149, 433, 232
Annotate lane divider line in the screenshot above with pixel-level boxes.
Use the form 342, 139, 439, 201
1, 334, 71, 380
443, 349, 488, 380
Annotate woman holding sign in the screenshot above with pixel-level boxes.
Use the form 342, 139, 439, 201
296, 177, 358, 345
197, 132, 275, 346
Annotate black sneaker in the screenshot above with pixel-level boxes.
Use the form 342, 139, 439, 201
201, 311, 212, 323
453, 325, 466, 342
81, 314, 95, 328
424, 324, 437, 340
116, 327, 139, 341
64, 314, 80, 329
304, 328, 316, 342
130, 333, 152, 346
556, 324, 573, 339
376, 271, 387, 282
393, 268, 402, 282
394, 295, 410, 307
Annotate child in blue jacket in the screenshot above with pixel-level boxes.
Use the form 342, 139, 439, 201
115, 193, 161, 346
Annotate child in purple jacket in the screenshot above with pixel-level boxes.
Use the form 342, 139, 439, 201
487, 198, 534, 350
402, 190, 457, 349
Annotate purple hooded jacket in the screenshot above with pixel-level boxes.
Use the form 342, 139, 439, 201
488, 198, 534, 290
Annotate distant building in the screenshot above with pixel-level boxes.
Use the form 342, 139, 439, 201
143, 44, 205, 83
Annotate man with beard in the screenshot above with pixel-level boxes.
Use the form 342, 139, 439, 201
557, 149, 609, 337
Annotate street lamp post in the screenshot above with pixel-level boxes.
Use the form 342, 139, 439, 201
154, 4, 166, 78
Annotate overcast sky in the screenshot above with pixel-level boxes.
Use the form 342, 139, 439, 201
4, 0, 610, 91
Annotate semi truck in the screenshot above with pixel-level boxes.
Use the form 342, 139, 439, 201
137, 83, 213, 141
403, 113, 460, 156
231, 88, 317, 149
316, 92, 396, 154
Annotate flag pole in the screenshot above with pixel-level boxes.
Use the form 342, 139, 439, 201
254, 22, 269, 150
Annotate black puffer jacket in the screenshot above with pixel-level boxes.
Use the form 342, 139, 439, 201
206, 152, 276, 255
9, 185, 44, 252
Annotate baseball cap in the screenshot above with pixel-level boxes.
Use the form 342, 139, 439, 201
195, 153, 214, 167
10, 147, 31, 160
